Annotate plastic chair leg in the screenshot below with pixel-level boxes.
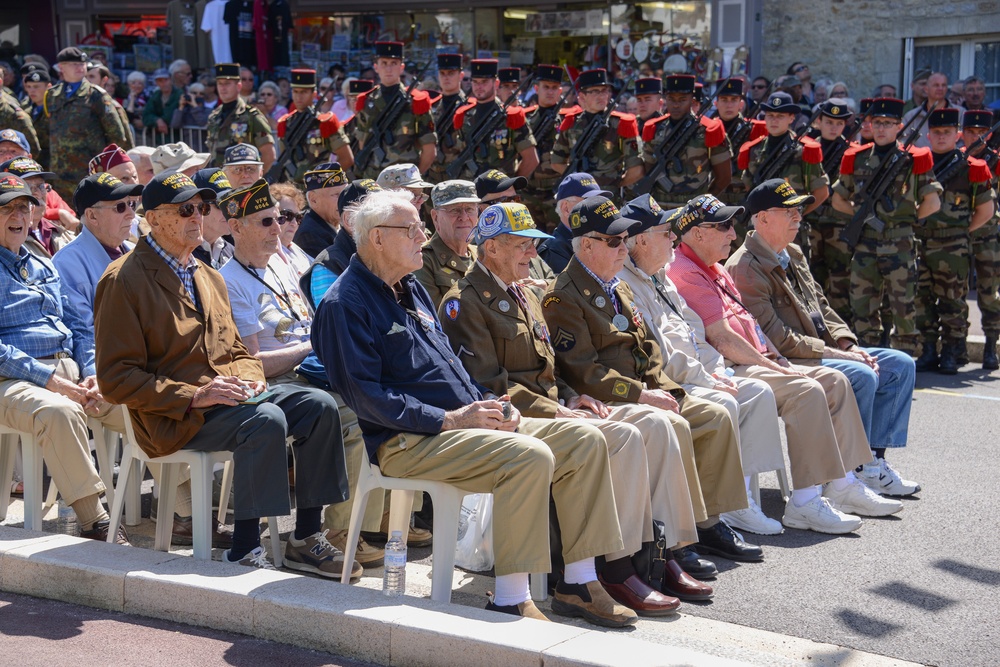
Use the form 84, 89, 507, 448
217, 459, 233, 524
777, 468, 790, 502
388, 489, 414, 544
341, 466, 376, 585
189, 457, 213, 560
106, 446, 134, 544
21, 438, 44, 532
154, 464, 178, 552
264, 516, 283, 568
124, 460, 142, 526
426, 485, 464, 604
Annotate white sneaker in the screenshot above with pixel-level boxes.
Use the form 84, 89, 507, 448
782, 495, 862, 534
824, 479, 903, 517
223, 545, 276, 570
721, 492, 783, 535
859, 459, 921, 497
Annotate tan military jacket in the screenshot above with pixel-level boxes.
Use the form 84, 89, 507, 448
412, 234, 477, 307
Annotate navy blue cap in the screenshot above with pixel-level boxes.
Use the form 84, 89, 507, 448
568, 196, 640, 238
760, 91, 799, 114
192, 168, 233, 197
620, 194, 682, 235
555, 172, 612, 201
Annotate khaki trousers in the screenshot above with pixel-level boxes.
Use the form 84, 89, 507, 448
321, 392, 385, 534
377, 417, 622, 576
601, 403, 698, 549
685, 376, 785, 476
734, 364, 872, 488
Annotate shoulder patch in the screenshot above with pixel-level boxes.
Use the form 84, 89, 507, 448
506, 105, 527, 130
552, 328, 576, 352
840, 143, 870, 176
701, 115, 726, 148
411, 89, 431, 115
738, 135, 766, 171
543, 295, 561, 307
612, 380, 631, 398
443, 298, 461, 320
800, 136, 823, 164
454, 101, 477, 130
908, 145, 933, 175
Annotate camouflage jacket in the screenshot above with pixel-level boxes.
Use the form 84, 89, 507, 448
0, 92, 40, 156
551, 109, 642, 189
205, 97, 275, 168
451, 98, 535, 179
526, 104, 562, 189
832, 143, 942, 231
276, 110, 350, 182
640, 113, 732, 204
739, 132, 829, 197
432, 91, 467, 164
921, 150, 995, 237
351, 83, 437, 179
42, 80, 130, 188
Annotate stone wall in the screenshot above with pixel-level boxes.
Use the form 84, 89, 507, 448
759, 0, 1000, 100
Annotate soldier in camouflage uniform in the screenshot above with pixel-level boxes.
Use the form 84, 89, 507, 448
714, 79, 765, 243
804, 100, 856, 325
738, 91, 828, 259
276, 69, 353, 183
1, 88, 40, 158
914, 108, 996, 373
19, 65, 50, 167
41, 48, 129, 199
831, 98, 943, 353
639, 74, 732, 209
634, 76, 663, 138
205, 63, 276, 174
450, 59, 538, 181
351, 41, 437, 180
522, 64, 566, 233
963, 110, 1000, 370
428, 53, 468, 185
551, 68, 643, 191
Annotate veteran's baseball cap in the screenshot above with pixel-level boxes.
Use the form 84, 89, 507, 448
555, 172, 612, 201
303, 162, 348, 191
469, 202, 552, 244
567, 196, 640, 238
431, 180, 480, 208
745, 180, 814, 217
192, 168, 234, 197
338, 179, 383, 214
377, 163, 433, 190
0, 173, 40, 206
0, 157, 54, 180
620, 194, 682, 235
142, 171, 216, 211
218, 178, 275, 219
73, 172, 143, 215
0, 129, 30, 154
475, 169, 527, 201
224, 143, 263, 166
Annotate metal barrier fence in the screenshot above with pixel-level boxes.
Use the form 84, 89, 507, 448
133, 126, 208, 153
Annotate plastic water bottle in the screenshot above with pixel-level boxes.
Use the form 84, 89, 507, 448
56, 497, 77, 536
382, 530, 407, 597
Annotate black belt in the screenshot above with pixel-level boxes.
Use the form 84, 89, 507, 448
38, 351, 70, 360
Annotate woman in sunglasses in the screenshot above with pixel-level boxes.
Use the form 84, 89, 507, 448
269, 182, 313, 278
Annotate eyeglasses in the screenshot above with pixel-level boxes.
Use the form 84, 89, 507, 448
585, 234, 627, 248
506, 237, 540, 252
28, 182, 50, 196
258, 92, 274, 97
0, 202, 33, 217
92, 200, 139, 214
375, 221, 426, 239
488, 194, 522, 205
872, 120, 899, 129
439, 204, 478, 217
280, 209, 304, 223
701, 220, 735, 232
227, 165, 261, 175
164, 201, 213, 217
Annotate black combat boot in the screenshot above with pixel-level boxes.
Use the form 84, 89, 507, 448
914, 342, 939, 372
938, 341, 959, 375
956, 339, 969, 365
984, 336, 999, 371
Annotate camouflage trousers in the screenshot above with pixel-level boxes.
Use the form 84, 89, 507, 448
915, 236, 971, 343
971, 224, 1000, 338
521, 187, 561, 234
809, 219, 854, 327
849, 234, 919, 353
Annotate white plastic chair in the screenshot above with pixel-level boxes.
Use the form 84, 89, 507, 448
106, 407, 282, 565
0, 427, 44, 531
750, 467, 791, 506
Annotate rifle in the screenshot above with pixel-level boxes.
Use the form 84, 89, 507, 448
634, 77, 730, 195
266, 101, 320, 184
353, 59, 432, 171
445, 75, 535, 179
561, 73, 637, 179
435, 93, 466, 152
933, 118, 1000, 188
839, 107, 933, 249
966, 118, 1000, 173
529, 89, 572, 142
728, 79, 778, 150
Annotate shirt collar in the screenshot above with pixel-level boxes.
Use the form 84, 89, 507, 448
476, 260, 515, 292
577, 257, 620, 296
146, 235, 198, 272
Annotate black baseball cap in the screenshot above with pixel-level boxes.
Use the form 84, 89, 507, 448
568, 196, 640, 238
192, 168, 233, 197
620, 194, 682, 235
338, 178, 383, 214
0, 173, 40, 206
555, 172, 612, 201
745, 179, 815, 217
674, 194, 745, 236
73, 172, 143, 216
142, 171, 216, 212
475, 169, 526, 200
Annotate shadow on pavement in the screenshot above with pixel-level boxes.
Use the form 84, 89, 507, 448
835, 608, 902, 638
934, 559, 1000, 587
869, 581, 958, 612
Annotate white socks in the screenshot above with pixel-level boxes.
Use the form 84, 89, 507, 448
827, 471, 857, 492
493, 573, 530, 607
744, 475, 753, 495
562, 558, 598, 585
791, 485, 821, 507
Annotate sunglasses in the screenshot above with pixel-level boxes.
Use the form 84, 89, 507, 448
490, 194, 522, 204
586, 235, 627, 248
375, 220, 426, 239
93, 200, 139, 214
256, 215, 282, 227
280, 209, 304, 222
793, 65, 808, 73
171, 201, 213, 217
701, 220, 735, 232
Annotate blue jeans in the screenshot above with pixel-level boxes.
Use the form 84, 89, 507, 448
822, 347, 915, 449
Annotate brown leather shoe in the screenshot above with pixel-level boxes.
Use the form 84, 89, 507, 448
80, 519, 131, 546
598, 573, 680, 616
551, 580, 638, 628
362, 510, 433, 548
171, 515, 233, 549
485, 597, 552, 621
660, 558, 714, 601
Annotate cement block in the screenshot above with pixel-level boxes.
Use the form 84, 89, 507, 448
125, 554, 299, 634
541, 631, 752, 667
0, 525, 63, 552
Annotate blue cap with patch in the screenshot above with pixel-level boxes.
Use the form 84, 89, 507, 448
224, 143, 263, 166
469, 202, 553, 244
555, 172, 612, 201
0, 129, 30, 154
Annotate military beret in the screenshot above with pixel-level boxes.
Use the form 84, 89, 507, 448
348, 79, 374, 95
88, 144, 132, 175
819, 99, 852, 119
869, 97, 905, 119
437, 53, 463, 71
374, 41, 404, 60
471, 59, 499, 79
21, 63, 50, 84
912, 69, 932, 83
576, 68, 609, 91
303, 162, 348, 191
219, 178, 275, 219
498, 67, 520, 85
534, 65, 564, 83
963, 110, 995, 129
717, 78, 744, 97
56, 47, 87, 64
928, 107, 960, 128
664, 74, 696, 94
635, 77, 663, 96
215, 63, 241, 80
290, 69, 316, 88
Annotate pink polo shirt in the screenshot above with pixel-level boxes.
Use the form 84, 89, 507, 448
667, 243, 768, 355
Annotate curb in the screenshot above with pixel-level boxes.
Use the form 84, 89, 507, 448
0, 525, 921, 667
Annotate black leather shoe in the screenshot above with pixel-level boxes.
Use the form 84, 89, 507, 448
914, 342, 939, 372
984, 336, 999, 371
671, 546, 718, 580
696, 522, 764, 563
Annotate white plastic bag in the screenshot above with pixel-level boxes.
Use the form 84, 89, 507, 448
454, 493, 494, 571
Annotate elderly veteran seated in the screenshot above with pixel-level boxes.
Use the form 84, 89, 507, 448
537, 172, 611, 274
618, 194, 786, 536
0, 173, 128, 544
311, 188, 636, 626
412, 179, 481, 306
541, 195, 761, 565
222, 143, 265, 189
293, 162, 349, 258
95, 172, 348, 570
439, 202, 707, 610
0, 157, 76, 258
666, 194, 902, 534
726, 180, 920, 497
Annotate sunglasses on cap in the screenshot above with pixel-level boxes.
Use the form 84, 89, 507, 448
93, 200, 139, 214
280, 209, 304, 222
586, 234, 627, 248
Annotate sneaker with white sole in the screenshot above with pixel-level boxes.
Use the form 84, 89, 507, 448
782, 495, 863, 534
823, 479, 903, 517
859, 458, 921, 497
223, 545, 275, 569
284, 529, 363, 580
721, 492, 783, 535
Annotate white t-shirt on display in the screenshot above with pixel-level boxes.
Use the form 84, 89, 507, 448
201, 0, 233, 64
